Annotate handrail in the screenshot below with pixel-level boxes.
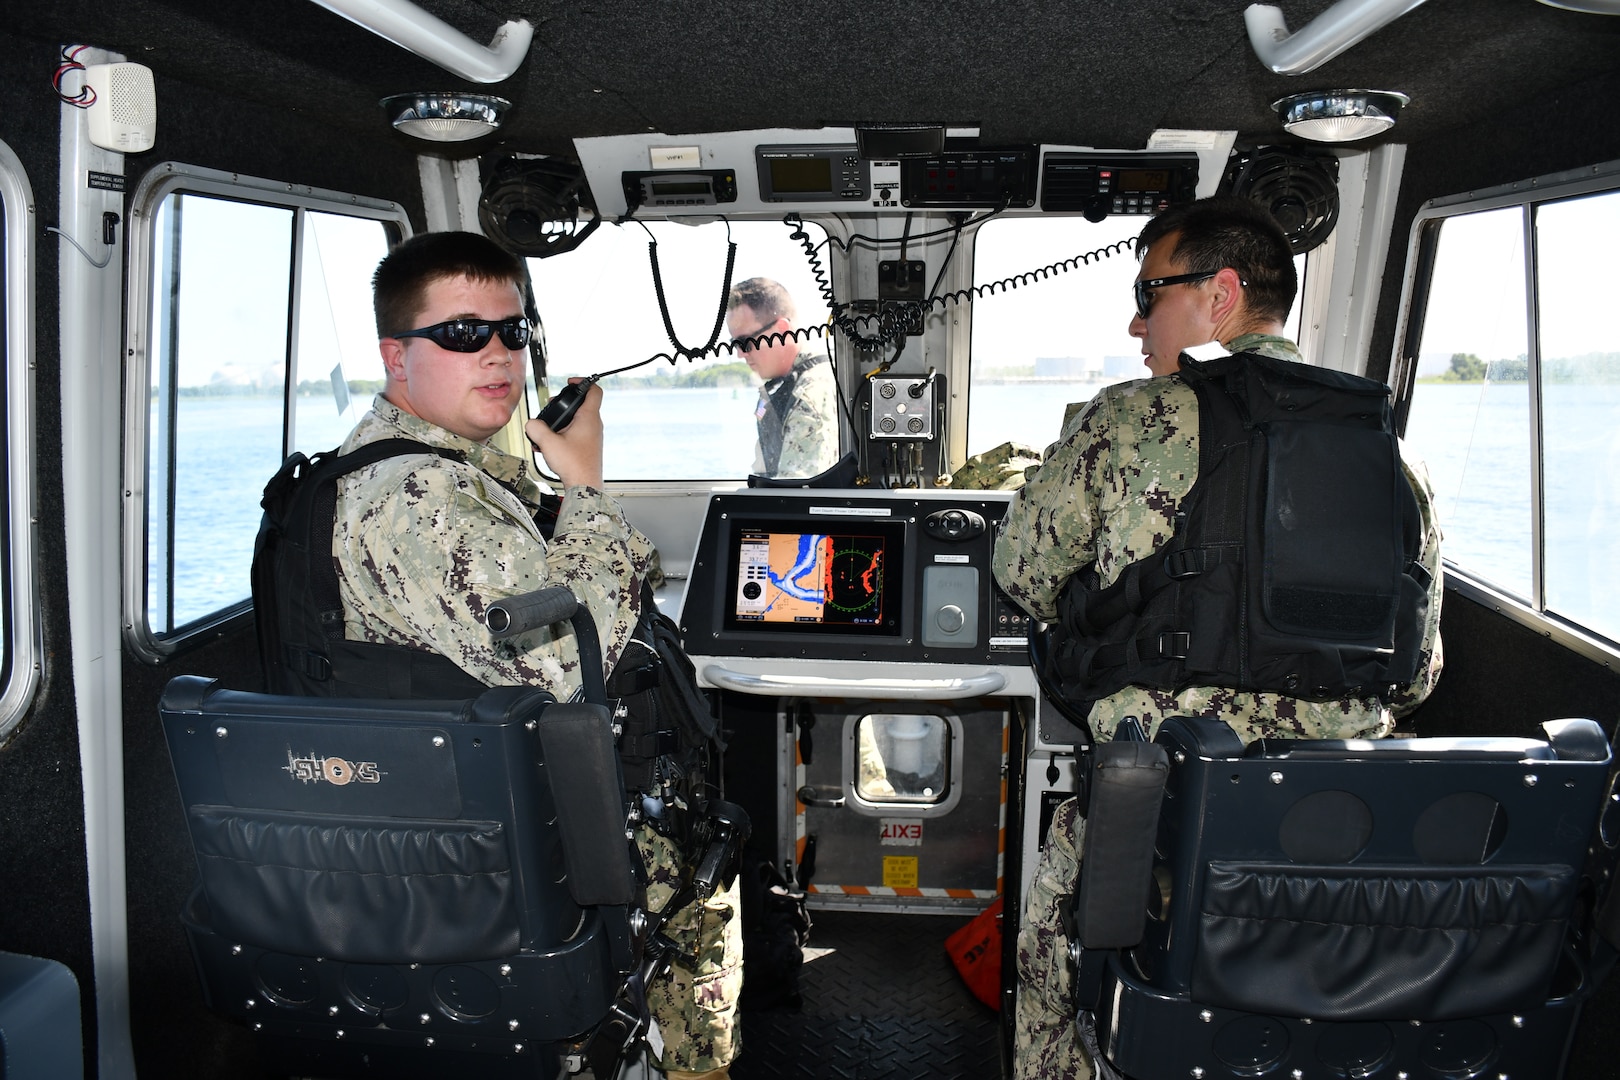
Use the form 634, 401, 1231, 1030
1244, 0, 1430, 76
309, 0, 532, 83
701, 664, 1006, 700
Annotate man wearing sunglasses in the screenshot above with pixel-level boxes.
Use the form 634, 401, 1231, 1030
725, 277, 840, 480
992, 198, 1445, 1080
329, 231, 742, 1080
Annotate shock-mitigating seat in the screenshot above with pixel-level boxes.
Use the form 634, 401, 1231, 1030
1073, 714, 1620, 1080
159, 674, 640, 1079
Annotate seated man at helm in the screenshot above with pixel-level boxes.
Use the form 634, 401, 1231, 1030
991, 196, 1445, 1079
331, 230, 742, 1080
726, 276, 841, 480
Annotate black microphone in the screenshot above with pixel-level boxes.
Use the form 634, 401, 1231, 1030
537, 375, 599, 432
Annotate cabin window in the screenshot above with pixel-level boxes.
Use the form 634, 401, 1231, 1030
967, 216, 1145, 458
854, 713, 950, 805
967, 214, 1309, 459
1403, 180, 1620, 649
0, 139, 40, 741
126, 169, 404, 658
527, 219, 833, 480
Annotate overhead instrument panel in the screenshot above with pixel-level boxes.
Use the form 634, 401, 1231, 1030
899, 146, 1038, 208
755, 144, 868, 202
622, 168, 738, 209
1040, 150, 1200, 220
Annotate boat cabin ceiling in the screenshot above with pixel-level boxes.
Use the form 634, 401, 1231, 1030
7, 0, 1620, 153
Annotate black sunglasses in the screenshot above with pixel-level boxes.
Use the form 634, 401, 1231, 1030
393, 316, 531, 353
731, 319, 779, 352
1132, 272, 1217, 320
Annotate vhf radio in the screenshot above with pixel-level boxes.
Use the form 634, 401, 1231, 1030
622, 169, 738, 209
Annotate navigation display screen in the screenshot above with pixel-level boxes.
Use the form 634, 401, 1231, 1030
768, 156, 834, 194
724, 521, 904, 635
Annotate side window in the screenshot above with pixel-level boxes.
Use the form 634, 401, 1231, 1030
1403, 184, 1620, 646
527, 219, 833, 480
0, 139, 39, 742
126, 171, 403, 657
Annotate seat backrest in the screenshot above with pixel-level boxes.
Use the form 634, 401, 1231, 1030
159, 674, 637, 1077
1091, 714, 1616, 1080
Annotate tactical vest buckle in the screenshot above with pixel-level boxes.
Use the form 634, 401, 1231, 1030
285, 645, 331, 682
1157, 632, 1190, 660
1164, 550, 1203, 579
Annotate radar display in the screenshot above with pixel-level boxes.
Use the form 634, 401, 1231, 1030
734, 529, 886, 626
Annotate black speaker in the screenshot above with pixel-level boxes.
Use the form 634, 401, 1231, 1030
479, 156, 600, 259
1221, 149, 1340, 255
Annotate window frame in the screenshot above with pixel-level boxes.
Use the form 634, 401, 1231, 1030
0, 137, 41, 744
1391, 156, 1620, 666
121, 163, 409, 662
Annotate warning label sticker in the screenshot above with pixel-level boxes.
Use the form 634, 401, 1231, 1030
882, 856, 919, 889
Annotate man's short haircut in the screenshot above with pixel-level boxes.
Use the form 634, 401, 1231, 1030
1136, 196, 1297, 325
727, 277, 796, 326
372, 231, 526, 338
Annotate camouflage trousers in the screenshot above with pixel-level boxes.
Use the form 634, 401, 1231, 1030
637, 822, 744, 1074
1014, 797, 1094, 1080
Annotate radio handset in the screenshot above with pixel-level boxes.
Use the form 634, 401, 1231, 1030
537, 375, 599, 432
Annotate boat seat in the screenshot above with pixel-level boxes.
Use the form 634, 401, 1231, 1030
159, 674, 638, 1079
1075, 713, 1620, 1080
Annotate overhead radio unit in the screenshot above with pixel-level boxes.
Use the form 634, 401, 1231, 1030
899, 146, 1038, 208
755, 144, 868, 202
1040, 151, 1200, 220
622, 169, 738, 209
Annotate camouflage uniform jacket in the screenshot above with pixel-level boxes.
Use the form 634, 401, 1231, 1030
756, 352, 841, 479
993, 335, 1444, 743
333, 395, 656, 699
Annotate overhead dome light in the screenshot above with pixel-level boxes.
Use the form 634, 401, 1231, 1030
382, 92, 509, 143
1273, 90, 1409, 143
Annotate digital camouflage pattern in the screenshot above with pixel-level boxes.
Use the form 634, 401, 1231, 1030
1015, 798, 1091, 1080
993, 335, 1445, 745
640, 824, 744, 1073
947, 441, 1045, 491
757, 352, 841, 479
997, 337, 1445, 1080
334, 397, 741, 1068
334, 396, 656, 697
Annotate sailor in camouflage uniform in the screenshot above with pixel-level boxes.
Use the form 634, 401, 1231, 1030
333, 231, 741, 1080
992, 198, 1445, 1080
727, 277, 841, 480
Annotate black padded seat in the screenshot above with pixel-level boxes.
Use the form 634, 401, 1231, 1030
1088, 714, 1617, 1080
160, 675, 636, 1079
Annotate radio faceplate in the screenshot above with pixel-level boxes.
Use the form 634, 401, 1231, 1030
622, 169, 738, 209
1040, 151, 1199, 219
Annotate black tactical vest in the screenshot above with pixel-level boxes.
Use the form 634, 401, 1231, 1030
1043, 351, 1431, 716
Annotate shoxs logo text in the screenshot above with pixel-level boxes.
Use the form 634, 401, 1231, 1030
284, 748, 382, 786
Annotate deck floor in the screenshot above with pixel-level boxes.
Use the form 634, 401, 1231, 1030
730, 909, 1003, 1080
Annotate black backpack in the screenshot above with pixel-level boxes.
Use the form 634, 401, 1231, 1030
251, 438, 487, 698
